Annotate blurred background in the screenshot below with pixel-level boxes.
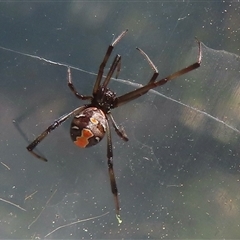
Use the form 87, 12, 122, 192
0, 1, 239, 239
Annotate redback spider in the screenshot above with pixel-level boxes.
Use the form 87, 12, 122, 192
27, 29, 202, 223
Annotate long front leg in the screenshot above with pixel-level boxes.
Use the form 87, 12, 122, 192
105, 117, 122, 224
102, 54, 121, 88
114, 39, 202, 107
93, 29, 128, 95
27, 106, 87, 161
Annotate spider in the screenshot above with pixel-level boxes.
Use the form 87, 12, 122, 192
27, 29, 202, 223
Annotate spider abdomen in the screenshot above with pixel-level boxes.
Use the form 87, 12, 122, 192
70, 107, 107, 148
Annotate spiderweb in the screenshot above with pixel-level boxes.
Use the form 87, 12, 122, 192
0, 31, 240, 239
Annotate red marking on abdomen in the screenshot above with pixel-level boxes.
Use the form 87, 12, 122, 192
74, 128, 94, 148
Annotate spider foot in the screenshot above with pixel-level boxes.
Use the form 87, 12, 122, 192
119, 126, 128, 141
116, 214, 122, 225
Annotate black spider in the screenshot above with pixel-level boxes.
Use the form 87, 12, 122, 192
27, 29, 202, 223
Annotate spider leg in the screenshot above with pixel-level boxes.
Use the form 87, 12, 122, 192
105, 116, 122, 223
27, 106, 87, 161
136, 47, 159, 84
102, 55, 121, 88
114, 39, 202, 107
67, 67, 93, 100
107, 112, 128, 141
115, 57, 121, 79
126, 47, 159, 99
93, 29, 128, 95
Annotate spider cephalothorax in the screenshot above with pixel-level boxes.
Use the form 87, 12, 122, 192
93, 87, 117, 112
